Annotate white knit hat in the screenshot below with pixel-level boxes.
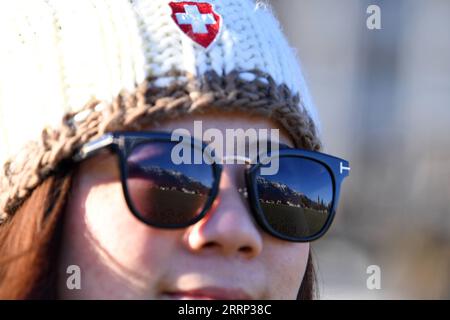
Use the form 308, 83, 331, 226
0, 0, 321, 222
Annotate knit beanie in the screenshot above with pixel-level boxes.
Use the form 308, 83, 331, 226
0, 0, 321, 223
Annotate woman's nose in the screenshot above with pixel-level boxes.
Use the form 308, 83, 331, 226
183, 165, 263, 259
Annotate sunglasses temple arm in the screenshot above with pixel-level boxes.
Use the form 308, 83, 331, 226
73, 133, 116, 162
338, 160, 350, 178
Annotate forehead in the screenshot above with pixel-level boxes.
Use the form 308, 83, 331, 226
148, 112, 295, 148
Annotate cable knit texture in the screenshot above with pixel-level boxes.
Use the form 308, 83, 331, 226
0, 0, 321, 223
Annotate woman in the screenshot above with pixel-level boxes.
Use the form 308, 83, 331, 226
0, 0, 348, 299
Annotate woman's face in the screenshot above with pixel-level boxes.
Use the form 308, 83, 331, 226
57, 113, 310, 299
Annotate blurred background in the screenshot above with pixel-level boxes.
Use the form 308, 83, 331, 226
270, 0, 450, 299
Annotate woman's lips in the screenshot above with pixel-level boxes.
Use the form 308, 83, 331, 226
164, 287, 253, 300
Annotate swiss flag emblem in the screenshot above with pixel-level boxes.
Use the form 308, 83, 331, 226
169, 1, 222, 49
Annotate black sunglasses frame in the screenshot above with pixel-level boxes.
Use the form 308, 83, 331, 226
74, 131, 350, 242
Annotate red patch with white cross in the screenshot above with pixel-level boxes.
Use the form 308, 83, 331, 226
169, 1, 222, 49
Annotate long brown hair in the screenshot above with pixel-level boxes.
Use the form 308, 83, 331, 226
0, 170, 318, 299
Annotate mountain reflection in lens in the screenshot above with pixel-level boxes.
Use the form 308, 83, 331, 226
256, 157, 333, 238
126, 141, 214, 225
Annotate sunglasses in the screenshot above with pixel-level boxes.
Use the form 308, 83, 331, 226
73, 131, 350, 242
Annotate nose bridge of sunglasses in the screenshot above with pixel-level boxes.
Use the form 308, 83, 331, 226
203, 140, 281, 166
220, 154, 253, 165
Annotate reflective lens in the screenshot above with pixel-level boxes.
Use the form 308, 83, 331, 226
125, 141, 214, 226
255, 157, 334, 239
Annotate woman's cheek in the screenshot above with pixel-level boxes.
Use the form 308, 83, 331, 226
60, 177, 179, 298
262, 240, 310, 299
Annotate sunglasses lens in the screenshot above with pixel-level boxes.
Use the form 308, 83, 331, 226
255, 157, 334, 239
125, 141, 214, 226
